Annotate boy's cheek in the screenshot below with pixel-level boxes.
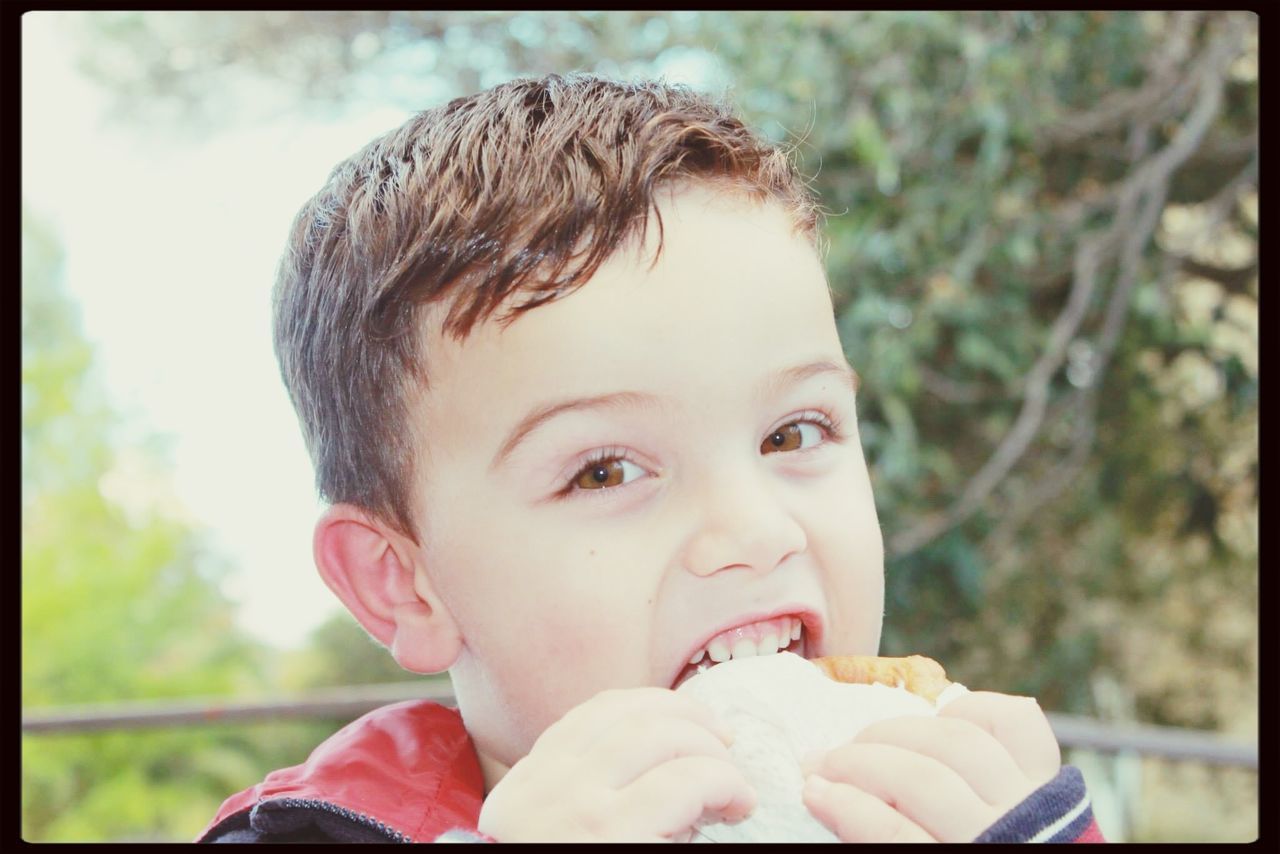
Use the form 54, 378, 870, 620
799, 468, 883, 548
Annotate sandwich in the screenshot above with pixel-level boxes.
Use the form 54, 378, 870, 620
675, 651, 965, 843
811, 653, 953, 703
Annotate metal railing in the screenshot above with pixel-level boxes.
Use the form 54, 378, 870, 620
20, 682, 1257, 768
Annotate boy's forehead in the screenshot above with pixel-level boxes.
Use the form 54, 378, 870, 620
424, 184, 807, 319
417, 187, 833, 403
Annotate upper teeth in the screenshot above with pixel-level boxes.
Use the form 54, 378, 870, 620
688, 616, 804, 665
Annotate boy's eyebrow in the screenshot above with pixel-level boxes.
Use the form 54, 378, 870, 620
490, 391, 667, 472
490, 358, 861, 472
762, 358, 861, 404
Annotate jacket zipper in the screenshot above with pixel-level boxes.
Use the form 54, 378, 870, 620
269, 797, 412, 842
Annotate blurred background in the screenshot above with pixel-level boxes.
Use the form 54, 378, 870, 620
21, 11, 1257, 842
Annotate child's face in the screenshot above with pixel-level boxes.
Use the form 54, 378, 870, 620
412, 184, 884, 774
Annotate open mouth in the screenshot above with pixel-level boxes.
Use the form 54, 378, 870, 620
671, 613, 815, 689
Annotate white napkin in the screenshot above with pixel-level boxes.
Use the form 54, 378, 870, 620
674, 652, 968, 842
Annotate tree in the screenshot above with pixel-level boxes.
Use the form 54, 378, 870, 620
21, 205, 334, 841
50, 11, 1258, 839
277, 610, 437, 690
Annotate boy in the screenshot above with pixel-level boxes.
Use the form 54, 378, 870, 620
199, 74, 1103, 843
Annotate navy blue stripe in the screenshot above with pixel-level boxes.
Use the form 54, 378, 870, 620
1044, 802, 1095, 843
972, 766, 1091, 843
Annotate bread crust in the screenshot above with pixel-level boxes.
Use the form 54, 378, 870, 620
811, 655, 952, 703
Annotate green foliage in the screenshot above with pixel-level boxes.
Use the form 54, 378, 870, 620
70, 2, 1258, 722
21, 207, 336, 841
34, 11, 1259, 841
22, 206, 255, 706
279, 611, 429, 689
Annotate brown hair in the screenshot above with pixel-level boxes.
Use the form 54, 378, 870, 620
274, 73, 822, 541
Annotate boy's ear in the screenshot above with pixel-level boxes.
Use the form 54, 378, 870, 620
313, 503, 462, 674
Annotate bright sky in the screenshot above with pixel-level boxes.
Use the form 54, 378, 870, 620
22, 13, 420, 649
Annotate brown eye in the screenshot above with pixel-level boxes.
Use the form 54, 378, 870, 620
762, 420, 828, 455
574, 459, 627, 490
762, 423, 803, 454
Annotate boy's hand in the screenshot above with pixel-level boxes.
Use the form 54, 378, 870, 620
477, 686, 757, 842
800, 690, 1061, 843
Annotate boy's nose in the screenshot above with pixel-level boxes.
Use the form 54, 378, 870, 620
678, 468, 808, 578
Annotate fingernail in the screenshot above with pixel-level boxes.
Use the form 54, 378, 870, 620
799, 751, 821, 775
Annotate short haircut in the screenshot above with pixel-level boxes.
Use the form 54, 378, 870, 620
274, 73, 822, 541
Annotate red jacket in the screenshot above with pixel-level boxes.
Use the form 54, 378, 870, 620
196, 700, 484, 843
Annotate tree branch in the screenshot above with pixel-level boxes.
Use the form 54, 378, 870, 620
887, 15, 1244, 560
1036, 12, 1203, 148
1166, 151, 1259, 294
965, 171, 1186, 554
1175, 258, 1258, 296
919, 365, 1007, 405
983, 387, 1098, 552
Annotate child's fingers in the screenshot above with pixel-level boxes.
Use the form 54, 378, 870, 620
853, 715, 1029, 808
810, 741, 1001, 842
588, 714, 734, 788
618, 755, 757, 841
937, 691, 1061, 786
801, 774, 936, 843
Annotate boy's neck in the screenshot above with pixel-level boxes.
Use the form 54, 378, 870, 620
477, 749, 510, 794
